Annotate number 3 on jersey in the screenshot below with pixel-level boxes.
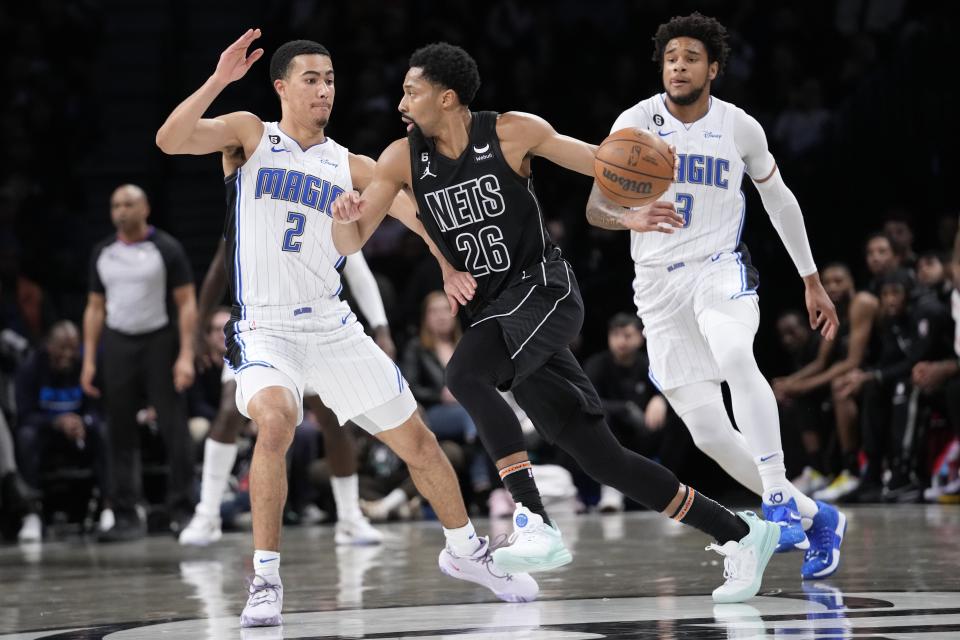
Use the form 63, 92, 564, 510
455, 225, 511, 276
675, 193, 694, 228
282, 212, 306, 252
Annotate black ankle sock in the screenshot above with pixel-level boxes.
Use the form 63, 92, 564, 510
500, 462, 551, 525
670, 486, 749, 544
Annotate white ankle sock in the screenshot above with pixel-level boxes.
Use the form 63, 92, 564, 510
331, 474, 364, 522
253, 549, 280, 583
443, 520, 482, 556
198, 439, 237, 518
758, 451, 818, 518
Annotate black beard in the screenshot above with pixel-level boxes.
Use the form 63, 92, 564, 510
668, 84, 705, 106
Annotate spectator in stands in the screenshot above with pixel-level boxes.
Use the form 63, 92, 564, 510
186, 307, 231, 441
402, 291, 476, 444
400, 291, 487, 504
916, 251, 953, 307
771, 310, 829, 494
835, 269, 953, 502
81, 184, 197, 541
883, 211, 918, 272
773, 263, 878, 500
584, 313, 668, 512
865, 231, 903, 295
14, 321, 108, 542
919, 222, 960, 502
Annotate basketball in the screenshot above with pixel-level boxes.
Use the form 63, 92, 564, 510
594, 128, 674, 207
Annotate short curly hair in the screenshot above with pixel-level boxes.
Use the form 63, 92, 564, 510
270, 40, 331, 83
652, 13, 730, 77
409, 43, 481, 106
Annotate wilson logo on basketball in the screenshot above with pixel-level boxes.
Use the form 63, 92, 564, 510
601, 167, 653, 195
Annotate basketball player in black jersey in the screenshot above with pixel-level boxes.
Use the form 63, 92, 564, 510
331, 43, 781, 602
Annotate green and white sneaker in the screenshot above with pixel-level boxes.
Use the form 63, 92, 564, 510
707, 511, 779, 604
491, 503, 573, 573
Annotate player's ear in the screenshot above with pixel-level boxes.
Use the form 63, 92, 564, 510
274, 78, 286, 100
440, 88, 458, 109
708, 61, 719, 81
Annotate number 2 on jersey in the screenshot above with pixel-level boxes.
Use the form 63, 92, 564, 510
455, 225, 511, 276
282, 212, 306, 252
675, 193, 694, 228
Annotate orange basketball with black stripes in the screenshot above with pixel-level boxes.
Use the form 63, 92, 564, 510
594, 128, 674, 207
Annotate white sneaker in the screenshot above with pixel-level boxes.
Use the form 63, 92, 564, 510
491, 503, 573, 573
98, 508, 115, 533
708, 511, 779, 604
335, 516, 384, 545
439, 537, 539, 602
178, 511, 222, 547
792, 466, 828, 496
300, 504, 326, 525
813, 470, 860, 502
18, 513, 42, 542
240, 576, 283, 628
598, 485, 625, 513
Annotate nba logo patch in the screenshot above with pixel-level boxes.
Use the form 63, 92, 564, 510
516, 513, 528, 528
269, 135, 281, 144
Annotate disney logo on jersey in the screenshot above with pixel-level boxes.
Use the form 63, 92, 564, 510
703, 131, 722, 139
423, 174, 506, 232
254, 167, 345, 216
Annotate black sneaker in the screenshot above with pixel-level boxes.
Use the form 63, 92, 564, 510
883, 478, 922, 504
98, 513, 145, 543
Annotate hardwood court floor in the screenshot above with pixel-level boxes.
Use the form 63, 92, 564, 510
3, 504, 959, 639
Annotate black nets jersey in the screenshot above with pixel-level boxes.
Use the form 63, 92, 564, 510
408, 111, 559, 319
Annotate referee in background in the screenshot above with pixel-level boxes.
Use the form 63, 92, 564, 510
81, 184, 197, 541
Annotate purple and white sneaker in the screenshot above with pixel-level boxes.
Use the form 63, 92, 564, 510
240, 576, 283, 628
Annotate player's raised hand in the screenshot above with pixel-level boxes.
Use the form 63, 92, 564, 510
805, 281, 839, 340
621, 201, 685, 233
212, 28, 264, 85
331, 190, 363, 224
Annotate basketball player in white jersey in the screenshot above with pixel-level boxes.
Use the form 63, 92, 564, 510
156, 30, 537, 627
585, 13, 845, 581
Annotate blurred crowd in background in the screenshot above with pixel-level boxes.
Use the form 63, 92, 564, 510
0, 0, 957, 542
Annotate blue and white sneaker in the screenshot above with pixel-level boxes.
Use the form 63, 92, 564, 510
762, 496, 809, 552
802, 501, 846, 580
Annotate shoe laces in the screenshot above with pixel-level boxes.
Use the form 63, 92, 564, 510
245, 577, 281, 607
472, 541, 514, 582
805, 522, 834, 562
706, 543, 743, 583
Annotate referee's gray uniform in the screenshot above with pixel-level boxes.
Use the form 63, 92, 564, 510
89, 228, 194, 522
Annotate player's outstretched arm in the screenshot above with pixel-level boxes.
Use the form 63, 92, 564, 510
334, 143, 408, 254
500, 111, 597, 176
156, 28, 264, 156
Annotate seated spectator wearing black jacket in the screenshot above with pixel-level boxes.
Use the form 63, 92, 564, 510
584, 313, 670, 511
15, 321, 108, 541
401, 291, 477, 444
835, 270, 954, 502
